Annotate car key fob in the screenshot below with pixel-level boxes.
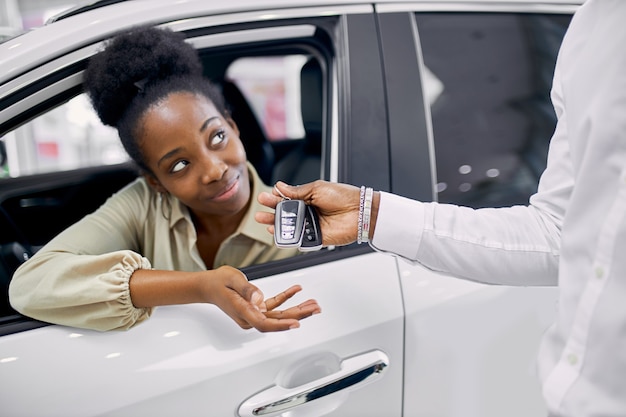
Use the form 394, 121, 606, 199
274, 199, 306, 248
299, 204, 323, 251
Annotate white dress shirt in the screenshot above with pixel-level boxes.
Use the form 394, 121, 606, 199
371, 1, 626, 415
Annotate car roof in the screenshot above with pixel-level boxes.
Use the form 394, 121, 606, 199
0, 0, 582, 86
49, 0, 583, 21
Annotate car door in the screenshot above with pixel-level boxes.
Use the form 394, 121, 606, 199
0, 2, 405, 417
374, 2, 578, 417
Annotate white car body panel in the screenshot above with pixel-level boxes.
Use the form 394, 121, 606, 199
0, 249, 558, 416
399, 261, 558, 416
0, 253, 404, 417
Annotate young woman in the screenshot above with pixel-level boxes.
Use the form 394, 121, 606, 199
9, 26, 320, 332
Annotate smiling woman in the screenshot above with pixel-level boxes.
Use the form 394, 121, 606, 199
139, 93, 253, 268
7, 26, 320, 332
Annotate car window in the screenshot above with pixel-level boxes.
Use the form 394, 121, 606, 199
0, 94, 127, 179
206, 49, 326, 186
416, 12, 571, 208
0, 26, 331, 321
226, 55, 308, 142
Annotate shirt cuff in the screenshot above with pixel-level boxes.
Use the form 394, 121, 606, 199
370, 191, 424, 261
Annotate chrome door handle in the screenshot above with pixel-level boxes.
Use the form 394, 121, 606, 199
238, 350, 389, 417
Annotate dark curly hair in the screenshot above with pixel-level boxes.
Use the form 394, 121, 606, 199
83, 26, 228, 173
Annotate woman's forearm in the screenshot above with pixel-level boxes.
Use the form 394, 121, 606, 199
129, 267, 233, 308
129, 268, 203, 307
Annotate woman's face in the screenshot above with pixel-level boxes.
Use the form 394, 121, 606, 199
139, 92, 250, 218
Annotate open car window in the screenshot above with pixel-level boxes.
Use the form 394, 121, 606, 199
0, 18, 334, 322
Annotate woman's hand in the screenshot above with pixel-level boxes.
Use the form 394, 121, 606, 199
255, 180, 369, 247
206, 266, 321, 332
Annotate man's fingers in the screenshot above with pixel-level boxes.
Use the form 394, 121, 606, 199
274, 181, 308, 201
254, 210, 275, 226
257, 191, 282, 209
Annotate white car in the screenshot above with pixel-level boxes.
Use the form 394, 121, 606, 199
0, 1, 580, 416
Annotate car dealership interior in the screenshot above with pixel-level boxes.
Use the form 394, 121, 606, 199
1, 0, 77, 36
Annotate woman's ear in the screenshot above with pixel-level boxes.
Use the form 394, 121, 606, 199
144, 173, 167, 194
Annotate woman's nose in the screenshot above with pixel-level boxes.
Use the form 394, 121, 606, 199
200, 152, 227, 184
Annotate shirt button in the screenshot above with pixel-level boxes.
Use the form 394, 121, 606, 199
567, 353, 578, 366
595, 266, 604, 279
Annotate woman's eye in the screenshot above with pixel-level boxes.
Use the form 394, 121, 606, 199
171, 160, 189, 173
210, 129, 226, 147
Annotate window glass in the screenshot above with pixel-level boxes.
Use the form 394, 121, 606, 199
221, 53, 324, 185
416, 13, 571, 208
0, 94, 127, 179
226, 55, 308, 142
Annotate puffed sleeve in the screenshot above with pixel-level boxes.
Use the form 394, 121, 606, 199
10, 250, 152, 331
8, 179, 156, 331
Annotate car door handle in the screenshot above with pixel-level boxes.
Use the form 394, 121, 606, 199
238, 350, 389, 417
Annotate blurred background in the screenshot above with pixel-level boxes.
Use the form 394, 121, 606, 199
0, 0, 76, 37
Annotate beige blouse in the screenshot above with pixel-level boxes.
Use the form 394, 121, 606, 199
9, 164, 297, 331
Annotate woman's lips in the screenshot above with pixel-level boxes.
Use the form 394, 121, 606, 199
209, 177, 240, 202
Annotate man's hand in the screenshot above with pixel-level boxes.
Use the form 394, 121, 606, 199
256, 180, 366, 247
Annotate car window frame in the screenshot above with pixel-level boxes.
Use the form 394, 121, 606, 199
0, 5, 392, 332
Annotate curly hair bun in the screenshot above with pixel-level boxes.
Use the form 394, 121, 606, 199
84, 26, 203, 127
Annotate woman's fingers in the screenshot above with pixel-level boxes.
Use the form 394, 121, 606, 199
264, 299, 321, 320
264, 285, 302, 310
249, 300, 321, 332
242, 294, 321, 332
214, 267, 321, 332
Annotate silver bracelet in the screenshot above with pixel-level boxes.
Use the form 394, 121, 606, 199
361, 187, 373, 244
357, 186, 366, 244
357, 186, 374, 244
